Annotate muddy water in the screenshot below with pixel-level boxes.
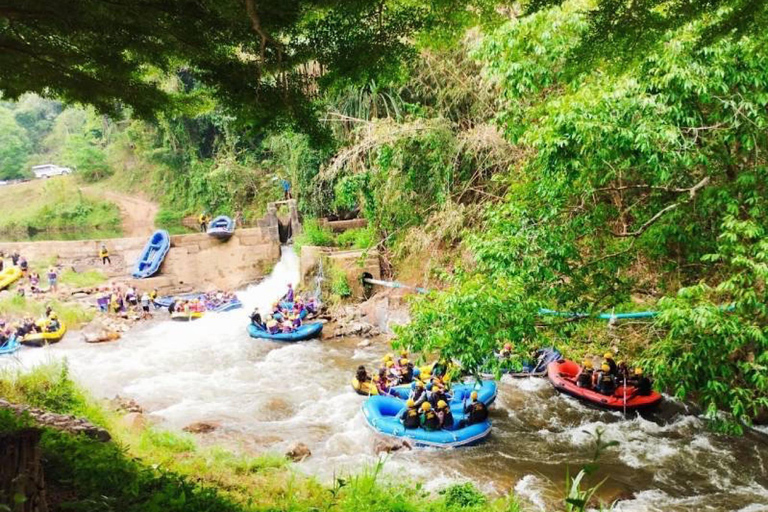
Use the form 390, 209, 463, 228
5, 247, 768, 511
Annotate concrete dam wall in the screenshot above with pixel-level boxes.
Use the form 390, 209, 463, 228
0, 228, 281, 294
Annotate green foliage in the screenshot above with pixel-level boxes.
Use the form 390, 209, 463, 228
64, 135, 113, 182
336, 227, 375, 249
331, 271, 352, 299
0, 107, 31, 179
295, 219, 336, 248
0, 295, 94, 329
440, 483, 486, 508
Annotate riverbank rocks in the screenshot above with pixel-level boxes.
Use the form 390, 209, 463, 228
357, 338, 372, 348
183, 421, 221, 434
110, 396, 143, 414
374, 438, 412, 454
121, 412, 146, 432
0, 398, 111, 442
285, 442, 311, 462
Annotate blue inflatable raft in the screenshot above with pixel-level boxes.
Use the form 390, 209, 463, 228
132, 230, 170, 279
0, 336, 20, 356
247, 322, 323, 342
362, 395, 492, 448
389, 380, 498, 407
210, 299, 242, 312
207, 216, 235, 240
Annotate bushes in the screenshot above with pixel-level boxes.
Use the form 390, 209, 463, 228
295, 218, 336, 248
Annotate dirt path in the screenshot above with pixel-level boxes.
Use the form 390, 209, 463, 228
83, 188, 159, 238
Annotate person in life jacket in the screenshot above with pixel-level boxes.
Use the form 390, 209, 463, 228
464, 391, 488, 426
373, 374, 390, 396
499, 342, 513, 359
46, 313, 60, 333
149, 288, 158, 308
401, 399, 420, 429
355, 365, 370, 384
593, 363, 616, 395
420, 402, 440, 431
265, 315, 279, 334
436, 400, 454, 429
198, 212, 210, 232
409, 380, 427, 408
99, 244, 111, 265
19, 257, 28, 273
577, 359, 594, 388
603, 352, 618, 376
628, 367, 653, 396
398, 358, 414, 384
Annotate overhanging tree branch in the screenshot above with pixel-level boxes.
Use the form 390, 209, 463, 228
613, 176, 710, 238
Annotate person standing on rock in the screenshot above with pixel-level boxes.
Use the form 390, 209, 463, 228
47, 267, 58, 293
281, 179, 292, 200
198, 211, 210, 232
99, 243, 111, 265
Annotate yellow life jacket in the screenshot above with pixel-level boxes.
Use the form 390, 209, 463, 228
99, 248, 109, 258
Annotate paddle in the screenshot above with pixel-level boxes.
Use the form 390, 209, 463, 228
623, 375, 627, 415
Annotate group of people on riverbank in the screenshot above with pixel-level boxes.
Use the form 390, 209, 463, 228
98, 285, 157, 317
576, 352, 653, 396
1, 251, 60, 295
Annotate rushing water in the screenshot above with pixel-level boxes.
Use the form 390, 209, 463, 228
4, 246, 768, 511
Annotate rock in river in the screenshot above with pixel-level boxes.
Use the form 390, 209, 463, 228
285, 442, 312, 462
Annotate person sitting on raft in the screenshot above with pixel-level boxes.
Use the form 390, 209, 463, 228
250, 309, 266, 329
420, 402, 440, 431
266, 315, 279, 334
355, 365, 370, 384
46, 313, 60, 333
282, 283, 295, 303
401, 399, 421, 429
408, 380, 427, 408
463, 391, 488, 426
436, 400, 454, 429
577, 359, 594, 388
592, 363, 616, 395
498, 342, 513, 359
628, 367, 653, 396
398, 358, 414, 384
603, 352, 618, 376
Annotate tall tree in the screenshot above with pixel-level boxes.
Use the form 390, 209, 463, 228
0, 107, 31, 179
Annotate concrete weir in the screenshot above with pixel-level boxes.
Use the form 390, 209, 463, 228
0, 201, 306, 293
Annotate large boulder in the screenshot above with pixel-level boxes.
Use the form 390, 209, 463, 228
285, 442, 311, 462
374, 438, 412, 454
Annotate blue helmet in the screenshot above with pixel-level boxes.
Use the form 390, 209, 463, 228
413, 367, 421, 377
411, 382, 417, 390
426, 382, 433, 391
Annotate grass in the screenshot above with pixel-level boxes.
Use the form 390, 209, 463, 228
59, 268, 108, 288
0, 362, 526, 512
0, 294, 94, 329
0, 176, 122, 239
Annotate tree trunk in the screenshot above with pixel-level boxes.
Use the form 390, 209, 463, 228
0, 429, 48, 512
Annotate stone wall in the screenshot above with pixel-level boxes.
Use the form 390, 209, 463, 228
0, 227, 281, 294
299, 246, 381, 300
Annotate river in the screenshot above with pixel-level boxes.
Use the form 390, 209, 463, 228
4, 247, 768, 511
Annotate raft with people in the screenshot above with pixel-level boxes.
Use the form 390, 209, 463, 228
247, 321, 323, 342
0, 265, 22, 291
389, 379, 498, 407
362, 395, 492, 448
0, 335, 21, 355
482, 346, 562, 378
132, 230, 171, 279
171, 310, 205, 321
547, 359, 662, 411
22, 323, 67, 347
206, 215, 236, 240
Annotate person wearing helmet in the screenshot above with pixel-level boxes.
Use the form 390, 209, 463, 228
398, 358, 414, 384
412, 367, 421, 381
577, 359, 594, 388
401, 399, 420, 429
46, 312, 60, 333
429, 384, 450, 409
499, 342, 513, 359
420, 402, 440, 431
603, 351, 618, 376
628, 367, 652, 396
464, 391, 488, 426
593, 363, 616, 395
431, 358, 448, 378
436, 399, 454, 429
198, 211, 210, 232
409, 380, 427, 408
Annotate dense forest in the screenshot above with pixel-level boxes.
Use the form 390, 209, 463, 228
1, 0, 767, 433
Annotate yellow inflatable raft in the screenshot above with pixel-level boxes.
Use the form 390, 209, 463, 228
22, 324, 67, 348
0, 266, 22, 291
171, 311, 204, 322
352, 377, 379, 396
